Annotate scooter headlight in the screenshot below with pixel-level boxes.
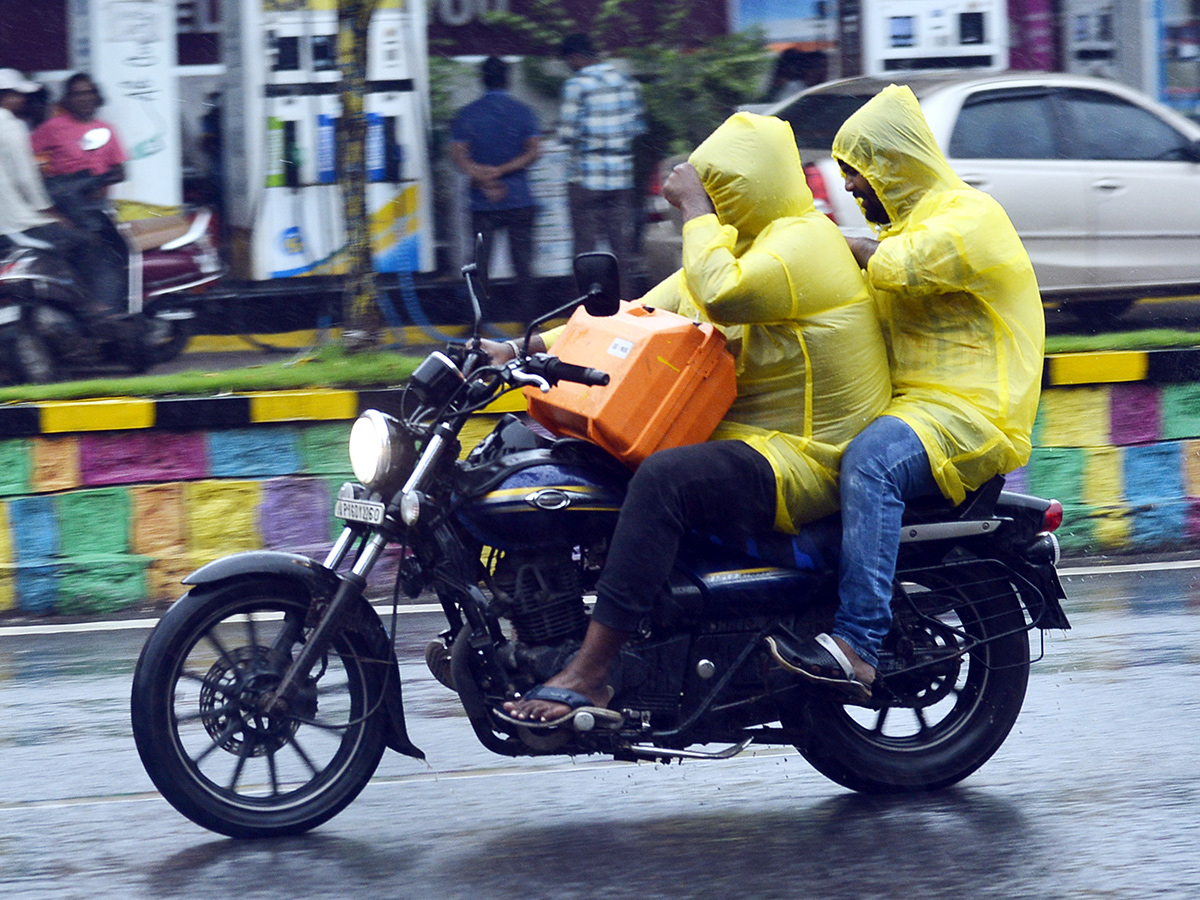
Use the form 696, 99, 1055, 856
349, 409, 402, 491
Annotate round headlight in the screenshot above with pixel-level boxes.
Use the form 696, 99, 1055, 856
349, 410, 395, 489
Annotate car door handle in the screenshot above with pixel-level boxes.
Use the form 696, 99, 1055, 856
1092, 179, 1124, 191
959, 174, 986, 188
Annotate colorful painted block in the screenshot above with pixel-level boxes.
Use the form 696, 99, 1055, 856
1129, 499, 1188, 553
14, 560, 59, 614
1026, 447, 1084, 507
30, 435, 80, 493
8, 496, 59, 561
1124, 442, 1184, 506
260, 477, 334, 549
58, 488, 131, 557
1082, 446, 1124, 507
145, 553, 200, 603
0, 505, 11, 613
207, 427, 301, 478
131, 484, 188, 555
1109, 383, 1161, 446
1036, 386, 1110, 448
0, 440, 31, 497
80, 431, 208, 486
1160, 383, 1200, 441
184, 480, 264, 554
298, 423, 352, 475
57, 554, 149, 615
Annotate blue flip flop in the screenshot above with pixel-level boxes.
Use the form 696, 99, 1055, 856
492, 684, 622, 731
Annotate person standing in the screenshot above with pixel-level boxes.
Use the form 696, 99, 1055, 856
557, 32, 645, 298
449, 56, 542, 322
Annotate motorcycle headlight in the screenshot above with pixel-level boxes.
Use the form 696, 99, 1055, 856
349, 409, 403, 491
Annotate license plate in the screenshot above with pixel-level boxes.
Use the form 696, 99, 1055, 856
335, 497, 386, 525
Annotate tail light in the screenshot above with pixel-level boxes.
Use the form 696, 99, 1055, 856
804, 162, 836, 223
1042, 499, 1063, 533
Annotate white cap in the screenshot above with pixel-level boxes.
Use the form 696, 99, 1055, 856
0, 69, 39, 94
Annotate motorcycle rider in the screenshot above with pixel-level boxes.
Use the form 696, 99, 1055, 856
766, 84, 1045, 698
500, 112, 892, 725
31, 73, 129, 318
0, 69, 122, 329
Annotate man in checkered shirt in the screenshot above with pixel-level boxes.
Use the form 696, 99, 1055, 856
558, 32, 645, 298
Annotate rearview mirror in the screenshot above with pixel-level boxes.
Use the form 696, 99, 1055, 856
573, 252, 620, 317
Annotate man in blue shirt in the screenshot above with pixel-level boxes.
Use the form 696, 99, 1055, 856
558, 33, 645, 298
450, 56, 542, 321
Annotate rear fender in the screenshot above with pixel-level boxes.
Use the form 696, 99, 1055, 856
183, 550, 424, 759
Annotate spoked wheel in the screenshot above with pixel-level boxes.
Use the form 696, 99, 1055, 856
130, 578, 388, 838
789, 562, 1030, 794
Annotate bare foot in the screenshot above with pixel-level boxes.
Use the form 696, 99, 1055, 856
830, 635, 876, 686
501, 667, 609, 722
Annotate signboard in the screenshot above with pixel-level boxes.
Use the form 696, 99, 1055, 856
71, 0, 182, 207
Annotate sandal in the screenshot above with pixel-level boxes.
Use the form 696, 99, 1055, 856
492, 684, 623, 732
765, 631, 873, 702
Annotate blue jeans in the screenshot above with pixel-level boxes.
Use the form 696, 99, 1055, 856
834, 416, 940, 668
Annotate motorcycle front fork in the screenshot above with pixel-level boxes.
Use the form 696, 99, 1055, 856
266, 528, 388, 711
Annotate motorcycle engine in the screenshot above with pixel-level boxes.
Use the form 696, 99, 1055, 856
492, 551, 589, 646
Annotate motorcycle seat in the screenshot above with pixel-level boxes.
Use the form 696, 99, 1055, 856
123, 215, 194, 252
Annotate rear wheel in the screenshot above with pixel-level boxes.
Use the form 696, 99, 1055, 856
791, 563, 1030, 794
130, 578, 389, 837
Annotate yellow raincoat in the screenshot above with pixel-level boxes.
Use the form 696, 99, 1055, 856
831, 85, 1045, 504
624, 112, 889, 533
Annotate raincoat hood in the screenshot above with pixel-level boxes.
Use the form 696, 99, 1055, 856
689, 112, 814, 254
831, 84, 961, 230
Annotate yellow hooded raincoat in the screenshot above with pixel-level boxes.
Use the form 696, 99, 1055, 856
831, 85, 1045, 504
636, 112, 890, 532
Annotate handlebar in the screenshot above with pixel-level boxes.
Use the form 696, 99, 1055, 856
535, 355, 610, 387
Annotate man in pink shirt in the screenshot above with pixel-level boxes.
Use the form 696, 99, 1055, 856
32, 73, 127, 183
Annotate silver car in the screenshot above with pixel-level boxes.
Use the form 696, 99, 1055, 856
645, 72, 1200, 321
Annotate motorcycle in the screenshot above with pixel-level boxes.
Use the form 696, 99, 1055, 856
0, 128, 223, 384
130, 245, 1070, 839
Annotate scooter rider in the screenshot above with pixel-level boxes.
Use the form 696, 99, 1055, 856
32, 73, 129, 319
0, 69, 123, 331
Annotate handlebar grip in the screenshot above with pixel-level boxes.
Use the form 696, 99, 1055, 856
542, 357, 610, 387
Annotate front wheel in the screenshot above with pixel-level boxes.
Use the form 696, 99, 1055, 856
130, 577, 389, 837
791, 562, 1030, 794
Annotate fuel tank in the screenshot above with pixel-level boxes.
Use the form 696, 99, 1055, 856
454, 415, 628, 552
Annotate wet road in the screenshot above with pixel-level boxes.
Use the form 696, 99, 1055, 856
1, 561, 1199, 900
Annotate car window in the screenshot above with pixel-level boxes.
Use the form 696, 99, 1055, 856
949, 91, 1059, 159
1059, 89, 1193, 161
777, 93, 875, 149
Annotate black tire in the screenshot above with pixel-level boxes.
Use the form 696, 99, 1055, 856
791, 562, 1030, 794
144, 314, 192, 365
130, 577, 389, 838
12, 329, 58, 384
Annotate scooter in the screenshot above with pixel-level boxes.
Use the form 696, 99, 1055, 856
130, 246, 1070, 838
0, 143, 224, 384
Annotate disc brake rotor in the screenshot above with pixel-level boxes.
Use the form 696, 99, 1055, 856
197, 645, 301, 756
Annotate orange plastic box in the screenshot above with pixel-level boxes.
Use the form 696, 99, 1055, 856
525, 301, 737, 467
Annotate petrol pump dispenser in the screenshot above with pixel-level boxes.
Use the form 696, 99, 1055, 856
222, 0, 434, 281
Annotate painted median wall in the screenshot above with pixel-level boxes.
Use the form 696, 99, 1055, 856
0, 350, 1196, 617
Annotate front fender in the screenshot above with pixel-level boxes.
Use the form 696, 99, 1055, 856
184, 550, 341, 599
181, 550, 424, 760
